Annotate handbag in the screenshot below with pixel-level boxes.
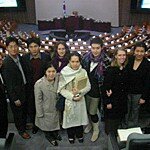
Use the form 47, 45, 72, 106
55, 93, 65, 111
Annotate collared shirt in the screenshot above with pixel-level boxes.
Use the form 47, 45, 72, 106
90, 62, 98, 72
30, 53, 41, 60
0, 73, 4, 84
9, 54, 27, 84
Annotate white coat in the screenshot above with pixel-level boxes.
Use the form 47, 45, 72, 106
58, 66, 91, 129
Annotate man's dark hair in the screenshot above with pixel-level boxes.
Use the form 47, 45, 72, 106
27, 37, 41, 48
90, 37, 103, 47
6, 37, 18, 47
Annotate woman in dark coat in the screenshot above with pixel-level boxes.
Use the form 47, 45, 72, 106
51, 41, 70, 73
125, 42, 150, 128
102, 48, 128, 135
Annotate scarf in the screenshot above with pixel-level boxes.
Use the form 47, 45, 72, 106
51, 54, 68, 73
58, 65, 83, 123
88, 51, 105, 78
58, 64, 82, 92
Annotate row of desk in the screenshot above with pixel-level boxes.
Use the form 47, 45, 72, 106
38, 16, 111, 32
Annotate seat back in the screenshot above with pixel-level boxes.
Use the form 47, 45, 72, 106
126, 133, 150, 150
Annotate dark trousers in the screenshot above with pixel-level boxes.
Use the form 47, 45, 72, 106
67, 126, 83, 139
10, 101, 27, 133
26, 89, 36, 124
44, 130, 58, 140
125, 94, 141, 128
105, 118, 123, 135
0, 99, 8, 138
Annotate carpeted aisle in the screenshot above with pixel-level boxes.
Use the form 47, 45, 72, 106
8, 123, 108, 150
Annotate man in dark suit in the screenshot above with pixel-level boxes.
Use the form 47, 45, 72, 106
23, 37, 51, 134
2, 37, 30, 139
0, 52, 8, 138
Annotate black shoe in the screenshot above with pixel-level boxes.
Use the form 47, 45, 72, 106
53, 132, 62, 141
78, 138, 84, 143
55, 134, 62, 141
68, 138, 75, 144
48, 140, 58, 146
32, 126, 38, 134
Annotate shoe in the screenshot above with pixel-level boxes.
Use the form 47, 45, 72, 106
84, 123, 92, 134
55, 134, 62, 141
48, 139, 58, 146
32, 126, 38, 134
78, 138, 84, 143
53, 132, 62, 141
68, 138, 75, 144
91, 122, 99, 142
20, 132, 31, 139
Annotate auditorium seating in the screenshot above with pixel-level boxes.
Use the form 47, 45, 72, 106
0, 22, 150, 59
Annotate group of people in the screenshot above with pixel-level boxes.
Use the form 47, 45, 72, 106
0, 36, 149, 146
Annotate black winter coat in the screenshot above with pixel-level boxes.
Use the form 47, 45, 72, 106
102, 66, 128, 119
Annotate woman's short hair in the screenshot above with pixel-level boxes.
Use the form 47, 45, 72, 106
44, 62, 56, 73
133, 42, 147, 52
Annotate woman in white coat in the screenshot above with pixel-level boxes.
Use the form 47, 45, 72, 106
34, 63, 61, 146
58, 52, 91, 144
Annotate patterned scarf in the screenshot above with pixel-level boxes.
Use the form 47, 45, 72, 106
51, 53, 69, 73
89, 51, 105, 78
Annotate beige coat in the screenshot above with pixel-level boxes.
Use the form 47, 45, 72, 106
59, 66, 91, 129
34, 75, 60, 131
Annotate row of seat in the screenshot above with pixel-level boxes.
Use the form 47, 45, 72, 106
0, 23, 150, 58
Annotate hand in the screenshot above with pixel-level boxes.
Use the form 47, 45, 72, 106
106, 89, 112, 97
73, 96, 82, 101
107, 104, 112, 109
72, 87, 79, 96
139, 98, 145, 105
14, 100, 21, 107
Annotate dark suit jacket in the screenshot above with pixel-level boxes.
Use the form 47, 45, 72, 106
0, 68, 8, 138
0, 69, 7, 112
2, 55, 27, 103
22, 52, 51, 87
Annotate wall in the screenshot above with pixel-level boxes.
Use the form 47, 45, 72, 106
119, 0, 150, 26
0, 0, 150, 26
35, 0, 119, 26
0, 0, 36, 24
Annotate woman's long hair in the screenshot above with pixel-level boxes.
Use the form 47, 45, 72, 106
53, 41, 70, 59
111, 48, 128, 67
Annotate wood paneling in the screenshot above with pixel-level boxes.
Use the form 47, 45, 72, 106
119, 0, 150, 26
0, 0, 36, 24
0, 0, 150, 26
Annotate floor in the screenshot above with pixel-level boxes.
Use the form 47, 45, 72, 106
8, 123, 108, 150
